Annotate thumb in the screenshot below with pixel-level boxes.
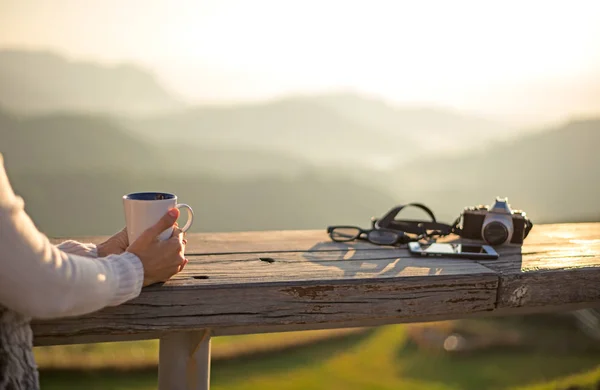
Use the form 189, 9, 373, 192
144, 208, 179, 239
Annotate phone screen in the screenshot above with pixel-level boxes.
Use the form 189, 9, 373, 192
423, 243, 486, 254
408, 242, 499, 259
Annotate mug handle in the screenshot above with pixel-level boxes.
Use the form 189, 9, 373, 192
175, 203, 194, 233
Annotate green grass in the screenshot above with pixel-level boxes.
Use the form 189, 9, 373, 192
34, 328, 363, 369
38, 324, 600, 390
512, 365, 600, 390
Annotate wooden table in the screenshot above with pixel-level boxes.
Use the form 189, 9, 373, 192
35, 222, 600, 390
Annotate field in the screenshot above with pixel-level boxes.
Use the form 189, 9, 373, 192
36, 315, 600, 390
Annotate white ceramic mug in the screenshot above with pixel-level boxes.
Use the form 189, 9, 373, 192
123, 192, 194, 243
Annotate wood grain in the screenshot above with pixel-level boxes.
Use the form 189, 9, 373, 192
169, 250, 496, 286
33, 273, 497, 345
35, 222, 600, 346
482, 228, 600, 310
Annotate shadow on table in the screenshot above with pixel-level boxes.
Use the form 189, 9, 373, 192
301, 240, 474, 279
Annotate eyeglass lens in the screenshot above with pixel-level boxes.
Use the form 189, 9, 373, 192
367, 230, 400, 245
330, 227, 361, 242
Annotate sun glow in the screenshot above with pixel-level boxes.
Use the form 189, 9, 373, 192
1, 0, 599, 124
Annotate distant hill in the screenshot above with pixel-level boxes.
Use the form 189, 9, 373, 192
0, 108, 311, 177
0, 49, 518, 167
9, 170, 396, 237
124, 93, 516, 169
0, 49, 184, 114
123, 96, 412, 167
0, 108, 396, 236
2, 108, 399, 236
1, 108, 599, 236
309, 92, 517, 152
1, 48, 598, 235
392, 118, 600, 224
0, 109, 156, 174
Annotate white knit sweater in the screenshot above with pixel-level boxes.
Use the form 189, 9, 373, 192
0, 154, 144, 319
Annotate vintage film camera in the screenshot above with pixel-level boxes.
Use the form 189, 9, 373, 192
456, 197, 533, 246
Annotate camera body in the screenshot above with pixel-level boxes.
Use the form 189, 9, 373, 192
460, 197, 532, 245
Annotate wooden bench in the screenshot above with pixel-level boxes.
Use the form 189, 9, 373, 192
35, 222, 600, 390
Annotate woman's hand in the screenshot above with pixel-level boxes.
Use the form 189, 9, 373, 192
97, 228, 129, 257
127, 208, 188, 287
97, 223, 184, 258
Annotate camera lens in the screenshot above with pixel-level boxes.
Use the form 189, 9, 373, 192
483, 222, 509, 245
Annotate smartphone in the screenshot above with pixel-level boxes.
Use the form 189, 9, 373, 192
408, 242, 499, 260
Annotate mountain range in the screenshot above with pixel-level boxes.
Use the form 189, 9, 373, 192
123, 93, 526, 169
0, 108, 311, 178
0, 48, 598, 236
0, 49, 522, 168
0, 49, 184, 115
2, 105, 598, 236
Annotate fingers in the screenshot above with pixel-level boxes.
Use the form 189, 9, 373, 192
171, 226, 184, 239
167, 235, 185, 256
167, 256, 186, 277
145, 208, 180, 239
168, 233, 187, 273
173, 226, 187, 245
150, 256, 186, 284
178, 259, 189, 273
170, 227, 186, 249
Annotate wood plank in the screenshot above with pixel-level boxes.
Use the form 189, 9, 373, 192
32, 269, 498, 344
477, 224, 600, 310
36, 222, 600, 346
168, 250, 496, 286
34, 301, 599, 346
519, 222, 600, 245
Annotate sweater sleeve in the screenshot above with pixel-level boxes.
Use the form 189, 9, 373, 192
56, 240, 98, 258
0, 154, 144, 319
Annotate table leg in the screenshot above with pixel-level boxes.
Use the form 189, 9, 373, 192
158, 330, 212, 390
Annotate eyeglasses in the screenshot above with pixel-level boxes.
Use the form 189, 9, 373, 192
327, 225, 407, 246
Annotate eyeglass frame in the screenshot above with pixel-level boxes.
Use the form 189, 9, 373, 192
326, 225, 410, 246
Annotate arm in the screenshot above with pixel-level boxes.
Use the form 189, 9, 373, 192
0, 155, 143, 319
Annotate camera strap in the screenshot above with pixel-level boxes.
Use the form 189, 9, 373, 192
374, 203, 455, 240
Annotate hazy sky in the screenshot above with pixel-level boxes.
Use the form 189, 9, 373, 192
2, 0, 600, 125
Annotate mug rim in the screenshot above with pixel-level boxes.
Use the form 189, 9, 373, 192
123, 192, 176, 201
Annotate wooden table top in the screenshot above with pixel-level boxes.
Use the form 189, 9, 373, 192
34, 222, 600, 346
